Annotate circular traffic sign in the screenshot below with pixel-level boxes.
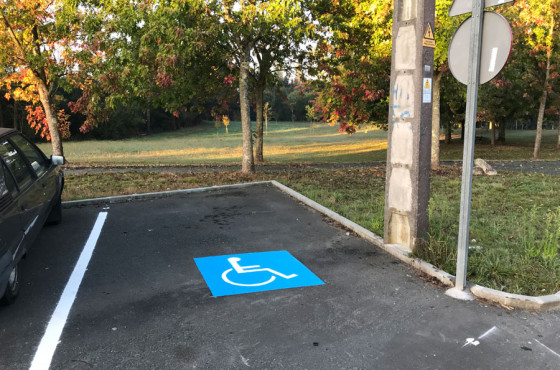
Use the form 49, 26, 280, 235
448, 11, 513, 85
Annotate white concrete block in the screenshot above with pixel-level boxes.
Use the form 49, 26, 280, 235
390, 122, 413, 165
395, 26, 416, 70
388, 167, 412, 212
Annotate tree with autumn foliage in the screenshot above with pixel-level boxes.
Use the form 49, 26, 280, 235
250, 1, 313, 163
477, 5, 543, 146
515, 0, 560, 159
310, 0, 393, 134
71, 0, 211, 134
430, 0, 464, 168
0, 0, 79, 155
212, 0, 314, 172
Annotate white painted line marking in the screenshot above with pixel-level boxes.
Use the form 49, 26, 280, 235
478, 326, 497, 340
30, 212, 108, 370
535, 339, 560, 360
463, 326, 498, 347
488, 47, 498, 72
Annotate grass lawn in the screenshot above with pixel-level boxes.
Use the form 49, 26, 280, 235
37, 121, 560, 165
40, 121, 389, 165
441, 129, 560, 161
63, 167, 560, 297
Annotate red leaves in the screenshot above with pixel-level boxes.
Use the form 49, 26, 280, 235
337, 122, 356, 135
363, 89, 384, 101
332, 81, 346, 94
156, 73, 174, 88
26, 106, 71, 141
223, 74, 236, 86
165, 55, 178, 67
335, 49, 346, 58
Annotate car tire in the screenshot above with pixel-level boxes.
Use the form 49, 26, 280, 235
47, 195, 62, 225
0, 263, 20, 306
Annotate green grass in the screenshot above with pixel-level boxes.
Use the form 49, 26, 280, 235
420, 169, 560, 295
63, 167, 560, 296
37, 122, 560, 165
39, 121, 389, 165
440, 129, 560, 161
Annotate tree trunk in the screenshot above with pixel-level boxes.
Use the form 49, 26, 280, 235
13, 100, 18, 131
491, 122, 495, 146
557, 115, 560, 150
239, 43, 254, 174
533, 50, 551, 160
255, 82, 265, 163
0, 98, 4, 128
461, 123, 465, 143
445, 125, 452, 144
431, 72, 442, 169
498, 121, 506, 143
290, 105, 295, 123
37, 81, 63, 156
146, 108, 151, 134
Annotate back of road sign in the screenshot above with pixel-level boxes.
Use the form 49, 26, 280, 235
448, 11, 512, 85
449, 0, 514, 16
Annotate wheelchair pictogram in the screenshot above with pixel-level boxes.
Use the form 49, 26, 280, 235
221, 257, 298, 287
194, 251, 323, 297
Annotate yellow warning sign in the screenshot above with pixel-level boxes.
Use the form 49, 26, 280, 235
424, 79, 431, 89
422, 23, 436, 48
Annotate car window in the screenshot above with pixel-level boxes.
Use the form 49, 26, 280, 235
0, 165, 7, 197
0, 161, 18, 197
0, 139, 33, 190
9, 134, 48, 176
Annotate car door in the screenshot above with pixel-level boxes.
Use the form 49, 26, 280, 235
0, 152, 25, 281
0, 137, 40, 253
8, 134, 55, 232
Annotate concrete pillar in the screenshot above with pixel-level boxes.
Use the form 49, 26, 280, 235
384, 0, 435, 252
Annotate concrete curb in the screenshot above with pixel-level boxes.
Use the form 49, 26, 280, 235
63, 180, 560, 311
469, 285, 560, 311
270, 180, 560, 312
62, 181, 273, 208
270, 181, 456, 287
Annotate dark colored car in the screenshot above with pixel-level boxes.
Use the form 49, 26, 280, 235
0, 128, 64, 305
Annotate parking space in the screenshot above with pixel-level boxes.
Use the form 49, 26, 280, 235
1, 183, 560, 369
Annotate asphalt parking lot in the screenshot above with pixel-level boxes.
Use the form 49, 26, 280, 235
1, 183, 559, 369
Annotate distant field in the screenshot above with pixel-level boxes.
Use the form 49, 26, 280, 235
442, 128, 560, 161
36, 121, 560, 165
38, 121, 389, 165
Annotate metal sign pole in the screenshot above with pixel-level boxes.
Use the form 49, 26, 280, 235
455, 0, 484, 291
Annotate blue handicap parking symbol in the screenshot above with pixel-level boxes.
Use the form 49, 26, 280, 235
194, 251, 324, 297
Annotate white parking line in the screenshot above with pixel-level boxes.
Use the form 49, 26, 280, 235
30, 212, 108, 370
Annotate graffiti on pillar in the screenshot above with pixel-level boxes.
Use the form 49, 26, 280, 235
392, 74, 415, 119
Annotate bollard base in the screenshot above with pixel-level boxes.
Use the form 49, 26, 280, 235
446, 287, 475, 301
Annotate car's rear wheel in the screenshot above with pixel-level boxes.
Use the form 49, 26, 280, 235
0, 264, 20, 305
